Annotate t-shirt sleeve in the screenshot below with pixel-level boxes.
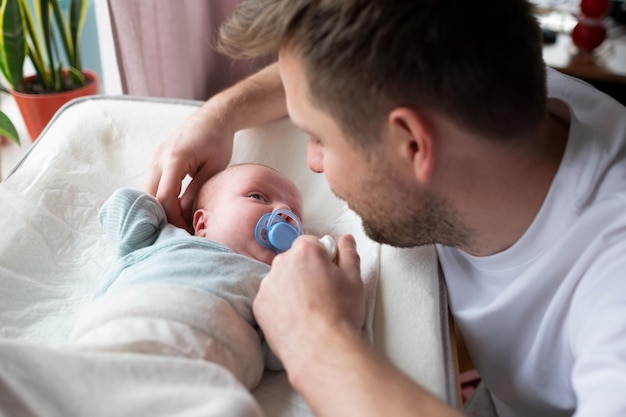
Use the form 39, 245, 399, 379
98, 188, 167, 257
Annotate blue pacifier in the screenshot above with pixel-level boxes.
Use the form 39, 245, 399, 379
254, 209, 303, 253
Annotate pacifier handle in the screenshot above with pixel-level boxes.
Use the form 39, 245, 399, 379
318, 235, 338, 262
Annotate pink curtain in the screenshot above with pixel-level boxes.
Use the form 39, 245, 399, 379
107, 0, 270, 100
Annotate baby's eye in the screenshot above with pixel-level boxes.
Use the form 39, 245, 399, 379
249, 193, 268, 202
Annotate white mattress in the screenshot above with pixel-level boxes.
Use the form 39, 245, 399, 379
0, 96, 457, 416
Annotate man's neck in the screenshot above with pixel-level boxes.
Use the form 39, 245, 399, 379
446, 113, 570, 257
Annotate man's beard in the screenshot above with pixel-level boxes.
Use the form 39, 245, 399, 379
329, 145, 473, 249
344, 182, 473, 249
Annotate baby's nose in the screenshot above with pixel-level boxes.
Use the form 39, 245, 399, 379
275, 204, 290, 212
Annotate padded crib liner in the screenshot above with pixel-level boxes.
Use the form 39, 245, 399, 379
0, 96, 456, 416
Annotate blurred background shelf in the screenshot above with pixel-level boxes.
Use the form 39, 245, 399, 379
536, 0, 626, 103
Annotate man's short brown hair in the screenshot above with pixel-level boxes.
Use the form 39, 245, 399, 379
218, 0, 547, 144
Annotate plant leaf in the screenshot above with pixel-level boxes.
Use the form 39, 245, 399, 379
20, 0, 53, 89
67, 65, 84, 88
0, 0, 26, 89
38, 0, 55, 83
67, 0, 86, 69
50, 0, 73, 69
53, 62, 61, 90
26, 42, 46, 86
0, 110, 19, 145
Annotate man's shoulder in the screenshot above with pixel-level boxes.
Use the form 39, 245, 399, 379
546, 68, 626, 119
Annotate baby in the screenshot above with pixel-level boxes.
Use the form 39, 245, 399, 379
69, 163, 310, 416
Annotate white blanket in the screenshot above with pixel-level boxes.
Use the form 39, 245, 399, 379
0, 96, 455, 416
69, 284, 266, 389
0, 338, 267, 417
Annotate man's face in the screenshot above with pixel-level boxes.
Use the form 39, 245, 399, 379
278, 49, 469, 248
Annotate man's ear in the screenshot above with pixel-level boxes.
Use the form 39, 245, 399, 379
388, 108, 435, 183
192, 209, 208, 237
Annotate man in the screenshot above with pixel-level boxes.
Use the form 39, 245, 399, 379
147, 1, 626, 416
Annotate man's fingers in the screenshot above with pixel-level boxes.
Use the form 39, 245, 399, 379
145, 149, 166, 196
154, 165, 188, 230
336, 234, 360, 278
180, 163, 226, 225
178, 176, 205, 231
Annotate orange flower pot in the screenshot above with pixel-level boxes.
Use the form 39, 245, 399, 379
11, 70, 99, 141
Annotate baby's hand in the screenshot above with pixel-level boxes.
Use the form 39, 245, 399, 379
318, 235, 338, 262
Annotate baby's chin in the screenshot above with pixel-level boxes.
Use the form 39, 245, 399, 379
223, 240, 276, 265
255, 248, 277, 265
240, 245, 276, 265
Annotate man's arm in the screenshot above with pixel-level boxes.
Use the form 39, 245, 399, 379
292, 321, 463, 417
146, 62, 287, 230
255, 235, 463, 417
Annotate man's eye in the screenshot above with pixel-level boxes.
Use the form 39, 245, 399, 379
309, 137, 322, 146
249, 193, 268, 202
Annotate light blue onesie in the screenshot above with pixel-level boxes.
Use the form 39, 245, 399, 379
97, 187, 270, 331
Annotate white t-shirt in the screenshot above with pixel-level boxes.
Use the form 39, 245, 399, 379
437, 68, 626, 417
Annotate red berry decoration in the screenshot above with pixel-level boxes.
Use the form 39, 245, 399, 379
572, 22, 607, 52
572, 0, 610, 52
580, 0, 611, 19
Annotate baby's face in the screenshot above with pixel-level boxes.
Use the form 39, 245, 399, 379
193, 164, 303, 264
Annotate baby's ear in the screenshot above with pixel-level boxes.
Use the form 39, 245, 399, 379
192, 209, 209, 237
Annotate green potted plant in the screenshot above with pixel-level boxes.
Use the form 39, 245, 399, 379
0, 0, 98, 142
0, 106, 19, 145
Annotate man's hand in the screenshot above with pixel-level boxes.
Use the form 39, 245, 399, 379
145, 63, 287, 231
253, 234, 366, 370
145, 104, 235, 231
